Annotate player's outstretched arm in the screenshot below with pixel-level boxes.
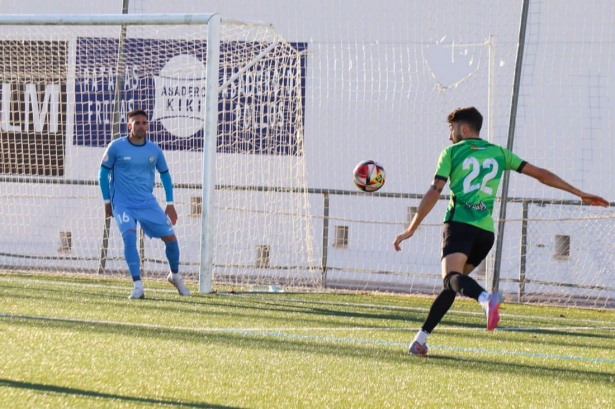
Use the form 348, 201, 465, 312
578, 193, 610, 207
521, 163, 609, 207
394, 178, 446, 251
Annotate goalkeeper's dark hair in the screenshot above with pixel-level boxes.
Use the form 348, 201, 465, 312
447, 106, 483, 133
128, 109, 148, 120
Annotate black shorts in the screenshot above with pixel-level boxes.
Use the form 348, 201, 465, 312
441, 221, 495, 267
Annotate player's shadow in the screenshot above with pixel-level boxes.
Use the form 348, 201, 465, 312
0, 378, 241, 409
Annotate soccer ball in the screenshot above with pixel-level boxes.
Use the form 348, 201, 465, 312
353, 160, 386, 192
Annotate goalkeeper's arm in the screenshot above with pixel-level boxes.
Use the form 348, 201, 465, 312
98, 166, 113, 218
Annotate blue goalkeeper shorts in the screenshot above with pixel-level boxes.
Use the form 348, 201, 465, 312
112, 200, 175, 238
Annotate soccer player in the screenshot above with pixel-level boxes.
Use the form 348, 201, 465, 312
98, 109, 191, 299
394, 106, 609, 356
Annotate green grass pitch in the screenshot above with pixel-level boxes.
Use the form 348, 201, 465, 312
1, 273, 614, 408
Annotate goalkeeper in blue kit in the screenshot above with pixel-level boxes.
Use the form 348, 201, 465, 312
394, 106, 608, 356
98, 109, 190, 299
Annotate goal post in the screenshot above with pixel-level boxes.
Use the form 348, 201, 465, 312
200, 13, 220, 294
0, 13, 319, 292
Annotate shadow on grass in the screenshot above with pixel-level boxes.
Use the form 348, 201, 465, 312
4, 315, 614, 385
0, 378, 241, 408
7, 282, 612, 353
2, 282, 612, 350
2, 278, 435, 320
0, 282, 443, 329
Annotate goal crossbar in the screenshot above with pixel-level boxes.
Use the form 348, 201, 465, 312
0, 14, 276, 27
0, 14, 216, 26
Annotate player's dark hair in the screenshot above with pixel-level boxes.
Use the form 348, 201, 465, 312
447, 106, 483, 133
128, 109, 148, 120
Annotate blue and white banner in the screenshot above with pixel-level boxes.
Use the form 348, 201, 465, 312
74, 37, 307, 155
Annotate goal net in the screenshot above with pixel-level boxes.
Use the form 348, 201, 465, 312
0, 14, 319, 290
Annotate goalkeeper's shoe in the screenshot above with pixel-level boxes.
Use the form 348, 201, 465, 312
481, 291, 504, 331
128, 287, 145, 300
408, 340, 429, 357
167, 272, 191, 296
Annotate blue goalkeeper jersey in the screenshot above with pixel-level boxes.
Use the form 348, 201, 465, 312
100, 136, 169, 206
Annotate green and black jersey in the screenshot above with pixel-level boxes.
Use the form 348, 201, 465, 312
434, 139, 527, 232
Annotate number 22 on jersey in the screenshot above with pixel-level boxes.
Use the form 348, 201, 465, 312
462, 157, 499, 194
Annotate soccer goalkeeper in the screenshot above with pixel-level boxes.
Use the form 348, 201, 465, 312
98, 109, 191, 299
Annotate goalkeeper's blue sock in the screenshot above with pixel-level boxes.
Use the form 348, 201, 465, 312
164, 239, 180, 274
122, 230, 141, 282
